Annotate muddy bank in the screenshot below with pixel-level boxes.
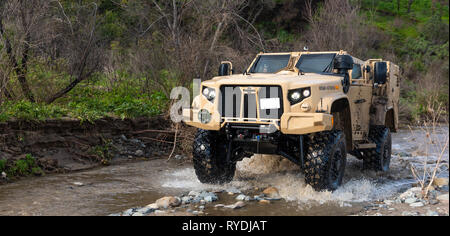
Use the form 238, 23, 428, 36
0, 117, 176, 182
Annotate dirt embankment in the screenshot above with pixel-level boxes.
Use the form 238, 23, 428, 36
0, 117, 177, 182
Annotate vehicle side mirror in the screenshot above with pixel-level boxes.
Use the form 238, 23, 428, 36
218, 61, 233, 76
374, 62, 387, 84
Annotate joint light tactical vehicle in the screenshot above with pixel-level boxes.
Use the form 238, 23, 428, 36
183, 50, 400, 191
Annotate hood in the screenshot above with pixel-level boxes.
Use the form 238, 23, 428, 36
202, 73, 343, 88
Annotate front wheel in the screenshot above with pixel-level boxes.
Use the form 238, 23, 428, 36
192, 129, 236, 184
303, 131, 347, 191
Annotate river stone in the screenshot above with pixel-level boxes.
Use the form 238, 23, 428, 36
226, 187, 241, 194
263, 187, 280, 198
426, 210, 439, 216
132, 212, 144, 216
401, 211, 418, 216
259, 200, 270, 204
404, 197, 418, 204
236, 194, 247, 201
199, 191, 218, 202
432, 178, 449, 187
156, 196, 181, 208
123, 208, 135, 216
224, 201, 245, 209
137, 206, 156, 214
135, 150, 144, 157
409, 202, 424, 207
437, 194, 449, 203
188, 191, 200, 197
181, 196, 192, 204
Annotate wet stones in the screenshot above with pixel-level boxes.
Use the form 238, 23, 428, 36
262, 187, 280, 199
224, 201, 246, 209
156, 196, 181, 208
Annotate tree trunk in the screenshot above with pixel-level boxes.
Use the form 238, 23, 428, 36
0, 16, 35, 102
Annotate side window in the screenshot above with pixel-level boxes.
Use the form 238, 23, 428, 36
351, 64, 362, 79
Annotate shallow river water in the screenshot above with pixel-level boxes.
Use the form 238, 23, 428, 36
0, 126, 448, 216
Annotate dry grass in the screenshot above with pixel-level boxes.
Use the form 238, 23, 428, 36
409, 105, 449, 198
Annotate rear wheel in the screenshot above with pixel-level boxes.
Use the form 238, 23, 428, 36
304, 131, 347, 191
193, 129, 236, 184
362, 126, 391, 171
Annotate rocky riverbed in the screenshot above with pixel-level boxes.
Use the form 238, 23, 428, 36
0, 126, 448, 216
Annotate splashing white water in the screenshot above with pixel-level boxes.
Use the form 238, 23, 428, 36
160, 154, 411, 205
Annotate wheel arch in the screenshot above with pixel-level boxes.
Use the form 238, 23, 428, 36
330, 98, 353, 151
385, 108, 397, 132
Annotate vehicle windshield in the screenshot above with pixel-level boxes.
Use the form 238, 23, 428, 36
249, 54, 291, 73
295, 53, 336, 73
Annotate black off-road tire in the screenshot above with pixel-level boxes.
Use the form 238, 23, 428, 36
303, 131, 347, 191
193, 129, 236, 184
362, 126, 392, 172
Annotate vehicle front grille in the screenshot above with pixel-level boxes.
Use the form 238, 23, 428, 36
218, 85, 283, 121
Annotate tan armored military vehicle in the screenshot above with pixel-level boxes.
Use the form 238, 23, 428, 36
183, 50, 400, 191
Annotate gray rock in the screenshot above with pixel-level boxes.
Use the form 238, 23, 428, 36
188, 190, 200, 197
236, 194, 247, 201
132, 212, 144, 216
123, 208, 135, 216
120, 134, 127, 141
426, 210, 439, 216
198, 205, 205, 210
135, 150, 144, 157
244, 196, 252, 201
401, 211, 418, 216
199, 192, 218, 202
181, 196, 192, 204
191, 196, 203, 204
409, 202, 424, 207
253, 195, 264, 201
137, 206, 155, 214
405, 197, 418, 204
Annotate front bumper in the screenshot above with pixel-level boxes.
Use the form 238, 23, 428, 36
182, 108, 333, 135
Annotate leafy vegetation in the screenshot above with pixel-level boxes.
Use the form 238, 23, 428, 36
0, 0, 448, 123
1, 154, 44, 177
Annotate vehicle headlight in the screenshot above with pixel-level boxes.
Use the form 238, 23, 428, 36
290, 91, 301, 102
302, 89, 311, 98
202, 87, 216, 101
288, 87, 311, 105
